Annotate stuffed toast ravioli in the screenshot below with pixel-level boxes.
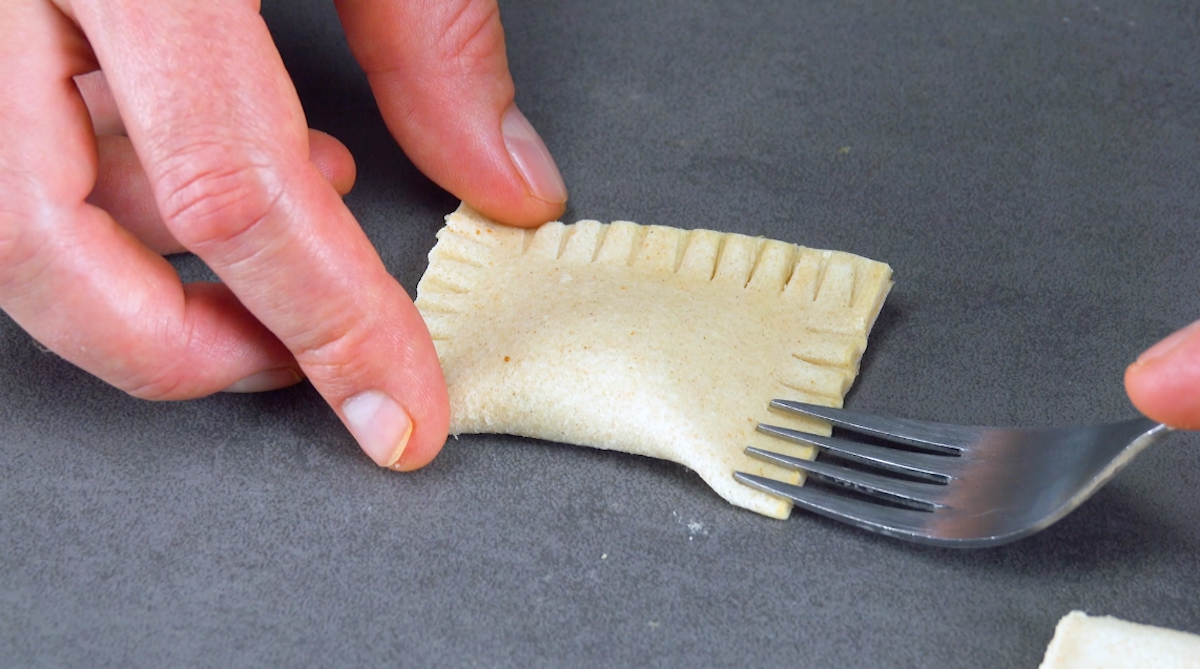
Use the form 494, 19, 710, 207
415, 204, 892, 518
1039, 611, 1200, 669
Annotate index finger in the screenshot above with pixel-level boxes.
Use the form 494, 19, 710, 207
73, 0, 450, 469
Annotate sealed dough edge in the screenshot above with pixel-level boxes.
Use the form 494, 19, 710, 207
415, 204, 894, 519
1039, 611, 1200, 669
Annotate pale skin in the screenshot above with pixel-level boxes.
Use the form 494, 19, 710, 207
0, 1, 1193, 478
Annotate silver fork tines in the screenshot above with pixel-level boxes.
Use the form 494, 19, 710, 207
753, 424, 956, 482
734, 400, 1172, 548
743, 445, 946, 510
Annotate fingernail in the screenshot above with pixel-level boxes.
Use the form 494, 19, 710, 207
1135, 318, 1200, 364
222, 368, 303, 393
341, 391, 413, 468
502, 105, 568, 204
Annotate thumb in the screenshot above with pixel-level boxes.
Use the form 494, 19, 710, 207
336, 0, 567, 227
1125, 319, 1200, 430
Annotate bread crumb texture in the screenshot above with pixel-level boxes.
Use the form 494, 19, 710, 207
415, 204, 893, 518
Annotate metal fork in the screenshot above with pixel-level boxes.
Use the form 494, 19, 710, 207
734, 400, 1174, 548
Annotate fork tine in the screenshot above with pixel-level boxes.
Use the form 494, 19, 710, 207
756, 423, 959, 481
733, 472, 938, 542
770, 400, 981, 453
744, 447, 946, 509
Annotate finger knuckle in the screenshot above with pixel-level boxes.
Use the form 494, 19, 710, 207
153, 138, 283, 253
0, 203, 53, 299
435, 0, 504, 71
122, 367, 191, 401
290, 319, 377, 394
0, 213, 30, 278
111, 320, 197, 401
0, 172, 35, 259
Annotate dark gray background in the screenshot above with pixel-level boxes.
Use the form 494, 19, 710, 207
3, 0, 1199, 666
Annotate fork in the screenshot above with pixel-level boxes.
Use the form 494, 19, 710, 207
734, 400, 1174, 547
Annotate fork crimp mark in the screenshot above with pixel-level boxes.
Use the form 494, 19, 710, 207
744, 447, 946, 510
755, 423, 958, 482
770, 400, 981, 454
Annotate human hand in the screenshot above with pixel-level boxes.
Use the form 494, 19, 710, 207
1125, 319, 1200, 430
0, 0, 566, 469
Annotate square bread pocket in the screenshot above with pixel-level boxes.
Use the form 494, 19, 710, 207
415, 204, 893, 519
1039, 611, 1200, 669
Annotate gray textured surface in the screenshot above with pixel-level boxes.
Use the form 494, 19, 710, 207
4, 1, 1200, 667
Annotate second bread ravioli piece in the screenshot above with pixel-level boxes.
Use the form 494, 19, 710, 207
416, 205, 893, 519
